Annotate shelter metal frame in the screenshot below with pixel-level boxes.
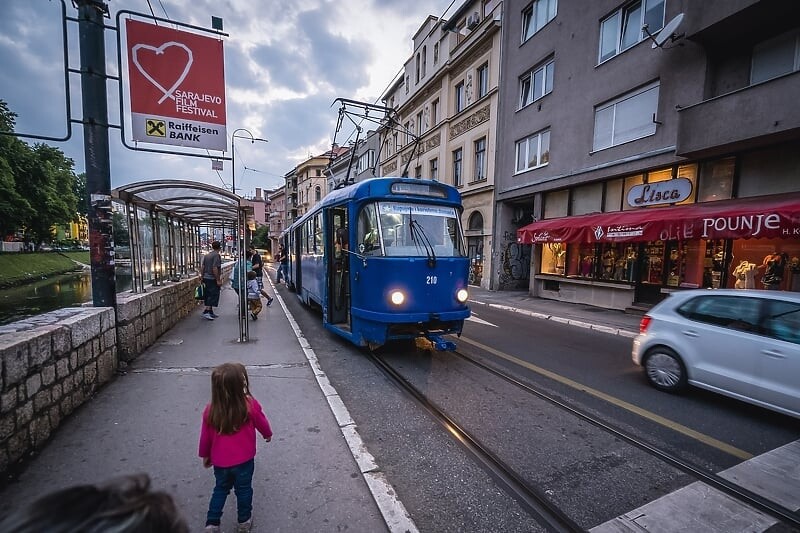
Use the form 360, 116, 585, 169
112, 180, 256, 342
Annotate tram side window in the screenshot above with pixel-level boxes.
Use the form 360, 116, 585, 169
314, 213, 323, 253
358, 204, 381, 256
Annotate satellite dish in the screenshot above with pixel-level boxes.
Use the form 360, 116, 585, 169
647, 13, 684, 49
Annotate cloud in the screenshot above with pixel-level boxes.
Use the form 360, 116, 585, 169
0, 0, 456, 199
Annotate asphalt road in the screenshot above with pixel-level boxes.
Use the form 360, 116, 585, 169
282, 284, 800, 531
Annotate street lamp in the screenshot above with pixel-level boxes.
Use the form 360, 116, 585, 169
230, 128, 267, 343
231, 128, 268, 196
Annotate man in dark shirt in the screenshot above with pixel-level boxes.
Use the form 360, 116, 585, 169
201, 241, 223, 320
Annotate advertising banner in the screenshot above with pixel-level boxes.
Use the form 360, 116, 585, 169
125, 19, 227, 151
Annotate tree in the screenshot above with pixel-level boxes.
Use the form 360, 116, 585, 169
0, 100, 34, 238
251, 224, 270, 251
73, 172, 87, 217
14, 143, 78, 245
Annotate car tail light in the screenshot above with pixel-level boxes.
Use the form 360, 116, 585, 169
639, 315, 652, 334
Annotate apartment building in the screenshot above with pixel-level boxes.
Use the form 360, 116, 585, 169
268, 187, 286, 253
380, 0, 502, 288
494, 0, 800, 308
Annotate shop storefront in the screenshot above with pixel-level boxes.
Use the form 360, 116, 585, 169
517, 192, 800, 310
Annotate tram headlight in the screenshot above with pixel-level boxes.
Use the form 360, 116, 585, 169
390, 290, 405, 305
456, 288, 469, 303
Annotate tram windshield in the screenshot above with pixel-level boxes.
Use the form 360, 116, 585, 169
357, 201, 466, 257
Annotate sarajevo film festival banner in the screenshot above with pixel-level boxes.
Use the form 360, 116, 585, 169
126, 19, 227, 151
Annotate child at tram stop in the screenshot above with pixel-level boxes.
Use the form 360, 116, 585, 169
199, 362, 273, 533
246, 270, 273, 320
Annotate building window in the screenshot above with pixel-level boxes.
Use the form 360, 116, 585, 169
316, 169, 322, 176
431, 99, 439, 125
434, 42, 439, 64
430, 158, 439, 180
474, 137, 487, 182
415, 53, 420, 84
521, 0, 558, 43
455, 82, 465, 113
751, 30, 800, 84
477, 63, 489, 98
452, 148, 463, 187
593, 81, 659, 151
417, 110, 424, 135
393, 132, 399, 151
357, 150, 375, 174
315, 186, 321, 202
422, 46, 427, 78
415, 165, 422, 178
404, 121, 411, 145
519, 57, 554, 108
599, 0, 665, 64
515, 129, 550, 172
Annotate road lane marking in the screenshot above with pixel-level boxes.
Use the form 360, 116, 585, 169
459, 336, 753, 461
465, 314, 498, 327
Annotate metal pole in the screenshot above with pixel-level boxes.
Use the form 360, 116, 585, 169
77, 0, 116, 307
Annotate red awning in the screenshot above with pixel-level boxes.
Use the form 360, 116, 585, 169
517, 192, 800, 244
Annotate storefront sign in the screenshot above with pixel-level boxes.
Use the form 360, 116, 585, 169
125, 19, 227, 151
517, 192, 800, 244
626, 178, 693, 207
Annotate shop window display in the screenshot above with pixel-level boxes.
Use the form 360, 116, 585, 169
731, 238, 800, 292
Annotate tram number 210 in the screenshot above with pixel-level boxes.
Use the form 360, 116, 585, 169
426, 275, 438, 285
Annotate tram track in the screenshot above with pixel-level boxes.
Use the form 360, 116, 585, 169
366, 346, 800, 532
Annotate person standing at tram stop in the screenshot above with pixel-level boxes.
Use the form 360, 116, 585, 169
202, 241, 223, 320
199, 362, 273, 533
247, 245, 265, 290
275, 244, 289, 284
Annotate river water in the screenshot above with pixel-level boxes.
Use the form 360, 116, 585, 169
0, 269, 132, 326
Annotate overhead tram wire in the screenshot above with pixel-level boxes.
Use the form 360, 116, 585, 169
328, 1, 459, 182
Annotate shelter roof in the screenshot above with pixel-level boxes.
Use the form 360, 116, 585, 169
112, 180, 248, 226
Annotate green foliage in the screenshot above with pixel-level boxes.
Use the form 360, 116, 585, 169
251, 224, 270, 250
74, 172, 87, 216
0, 99, 79, 244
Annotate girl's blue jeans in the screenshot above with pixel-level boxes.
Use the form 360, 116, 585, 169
206, 458, 254, 526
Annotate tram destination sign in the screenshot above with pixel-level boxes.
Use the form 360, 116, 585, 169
125, 19, 227, 151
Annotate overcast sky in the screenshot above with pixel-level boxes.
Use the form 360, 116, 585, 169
0, 0, 455, 198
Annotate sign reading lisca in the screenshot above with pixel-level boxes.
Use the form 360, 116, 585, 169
125, 19, 227, 151
626, 178, 693, 208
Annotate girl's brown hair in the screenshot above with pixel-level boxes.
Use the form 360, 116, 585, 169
207, 363, 251, 435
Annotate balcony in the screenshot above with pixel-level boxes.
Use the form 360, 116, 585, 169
676, 72, 800, 158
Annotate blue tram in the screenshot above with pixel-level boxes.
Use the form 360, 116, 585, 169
282, 177, 470, 350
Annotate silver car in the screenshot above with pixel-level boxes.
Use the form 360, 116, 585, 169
632, 289, 800, 419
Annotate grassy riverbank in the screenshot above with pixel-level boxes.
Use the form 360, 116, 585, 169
0, 251, 90, 288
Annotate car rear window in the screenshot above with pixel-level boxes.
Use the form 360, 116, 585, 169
676, 295, 762, 332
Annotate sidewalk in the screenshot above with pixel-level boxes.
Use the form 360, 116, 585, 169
0, 280, 643, 532
466, 285, 643, 337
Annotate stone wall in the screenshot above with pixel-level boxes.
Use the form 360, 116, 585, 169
0, 307, 117, 476
115, 276, 201, 363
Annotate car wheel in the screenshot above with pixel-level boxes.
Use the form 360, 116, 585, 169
644, 347, 687, 393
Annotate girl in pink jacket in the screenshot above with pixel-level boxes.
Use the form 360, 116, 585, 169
199, 363, 272, 532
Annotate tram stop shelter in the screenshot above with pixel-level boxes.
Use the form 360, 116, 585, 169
112, 179, 255, 341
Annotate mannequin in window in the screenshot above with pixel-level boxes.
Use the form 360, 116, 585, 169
732, 260, 757, 289
602, 249, 616, 279
580, 255, 594, 277
760, 251, 788, 290
625, 248, 638, 282
789, 256, 800, 292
